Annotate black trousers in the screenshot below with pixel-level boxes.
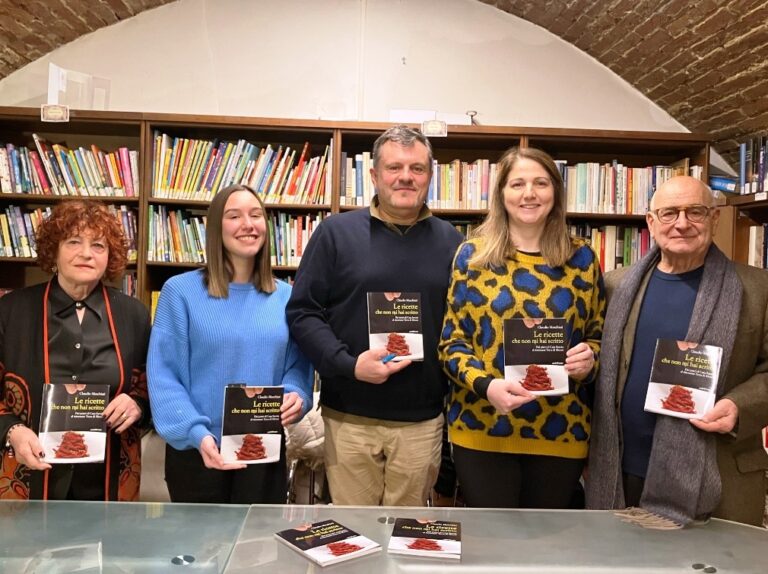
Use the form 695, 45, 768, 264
164, 444, 287, 504
452, 444, 585, 509
623, 473, 645, 507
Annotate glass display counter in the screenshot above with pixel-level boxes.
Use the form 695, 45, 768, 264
1, 501, 766, 573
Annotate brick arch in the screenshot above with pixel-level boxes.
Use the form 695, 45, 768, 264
2, 0, 765, 164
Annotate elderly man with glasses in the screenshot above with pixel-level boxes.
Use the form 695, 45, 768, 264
586, 175, 768, 527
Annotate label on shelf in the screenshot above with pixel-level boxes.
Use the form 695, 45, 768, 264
40, 104, 70, 123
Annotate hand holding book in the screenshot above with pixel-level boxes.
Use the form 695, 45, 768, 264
280, 391, 304, 425
102, 394, 141, 434
354, 348, 412, 384
564, 342, 595, 380
199, 435, 246, 471
6, 425, 51, 471
486, 379, 536, 415
690, 397, 739, 434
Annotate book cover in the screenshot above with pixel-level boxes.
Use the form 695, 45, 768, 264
644, 339, 722, 420
387, 518, 461, 560
220, 385, 283, 464
38, 384, 110, 464
503, 318, 568, 395
274, 519, 381, 567
367, 292, 423, 361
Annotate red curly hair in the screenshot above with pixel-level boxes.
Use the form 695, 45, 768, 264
36, 200, 128, 280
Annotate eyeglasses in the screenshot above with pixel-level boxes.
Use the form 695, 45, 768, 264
649, 204, 713, 224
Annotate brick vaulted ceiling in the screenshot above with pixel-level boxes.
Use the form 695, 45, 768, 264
1, 0, 766, 165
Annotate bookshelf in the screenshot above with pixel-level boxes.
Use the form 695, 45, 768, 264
724, 193, 768, 267
0, 106, 715, 306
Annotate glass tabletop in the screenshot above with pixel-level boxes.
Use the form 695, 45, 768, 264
0, 500, 248, 573
1, 501, 766, 573
226, 505, 768, 574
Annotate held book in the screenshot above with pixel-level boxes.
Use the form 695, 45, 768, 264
367, 292, 423, 361
220, 385, 283, 464
644, 339, 723, 420
38, 384, 110, 464
387, 518, 461, 560
274, 519, 381, 567
503, 318, 569, 395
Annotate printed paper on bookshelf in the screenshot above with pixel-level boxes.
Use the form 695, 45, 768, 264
367, 292, 424, 361
38, 384, 110, 464
503, 318, 568, 395
644, 339, 722, 420
274, 519, 381, 567
220, 385, 283, 465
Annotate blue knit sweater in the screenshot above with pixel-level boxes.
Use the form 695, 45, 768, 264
148, 270, 313, 451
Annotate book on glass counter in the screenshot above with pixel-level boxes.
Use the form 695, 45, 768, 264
367, 292, 423, 361
274, 519, 381, 567
387, 517, 461, 560
220, 385, 283, 464
644, 339, 722, 420
38, 383, 110, 463
503, 318, 568, 395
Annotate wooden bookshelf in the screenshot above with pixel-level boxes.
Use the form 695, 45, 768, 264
0, 106, 715, 306
724, 193, 768, 266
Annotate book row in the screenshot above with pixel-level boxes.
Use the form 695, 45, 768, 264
339, 156, 693, 214
560, 161, 690, 215
146, 205, 323, 266
568, 223, 653, 273
739, 135, 767, 195
747, 223, 768, 269
0, 204, 138, 261
0, 135, 139, 197
151, 132, 332, 205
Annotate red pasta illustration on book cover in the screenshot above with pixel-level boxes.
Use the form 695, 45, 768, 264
55, 431, 89, 458
236, 433, 267, 461
386, 332, 410, 356
327, 541, 363, 556
520, 364, 554, 391
660, 385, 696, 414
407, 538, 443, 551
503, 318, 568, 395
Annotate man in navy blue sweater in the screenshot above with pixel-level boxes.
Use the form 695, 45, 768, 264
286, 125, 463, 506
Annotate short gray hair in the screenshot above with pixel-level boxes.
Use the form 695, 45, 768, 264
372, 124, 434, 168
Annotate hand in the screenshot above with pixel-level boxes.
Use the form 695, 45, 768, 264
103, 394, 142, 434
354, 348, 412, 384
198, 435, 246, 471
486, 379, 536, 415
281, 391, 304, 425
565, 342, 595, 381
690, 398, 738, 434
8, 426, 51, 471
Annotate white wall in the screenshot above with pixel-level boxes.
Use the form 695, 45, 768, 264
0, 0, 685, 133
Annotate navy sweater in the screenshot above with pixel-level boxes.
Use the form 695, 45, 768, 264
286, 206, 463, 422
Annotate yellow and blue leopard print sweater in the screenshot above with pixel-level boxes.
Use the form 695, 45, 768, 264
439, 237, 606, 459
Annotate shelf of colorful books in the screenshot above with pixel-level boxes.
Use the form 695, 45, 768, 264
337, 124, 523, 210
530, 131, 708, 217
569, 222, 653, 273
146, 116, 334, 206
0, 108, 142, 198
0, 202, 138, 262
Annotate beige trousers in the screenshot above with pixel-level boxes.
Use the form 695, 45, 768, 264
322, 407, 443, 506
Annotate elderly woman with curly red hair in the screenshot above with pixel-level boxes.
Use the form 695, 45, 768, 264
0, 199, 150, 501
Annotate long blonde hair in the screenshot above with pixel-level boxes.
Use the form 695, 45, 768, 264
470, 147, 573, 268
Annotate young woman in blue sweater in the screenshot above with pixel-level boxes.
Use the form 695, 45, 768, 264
148, 185, 313, 503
